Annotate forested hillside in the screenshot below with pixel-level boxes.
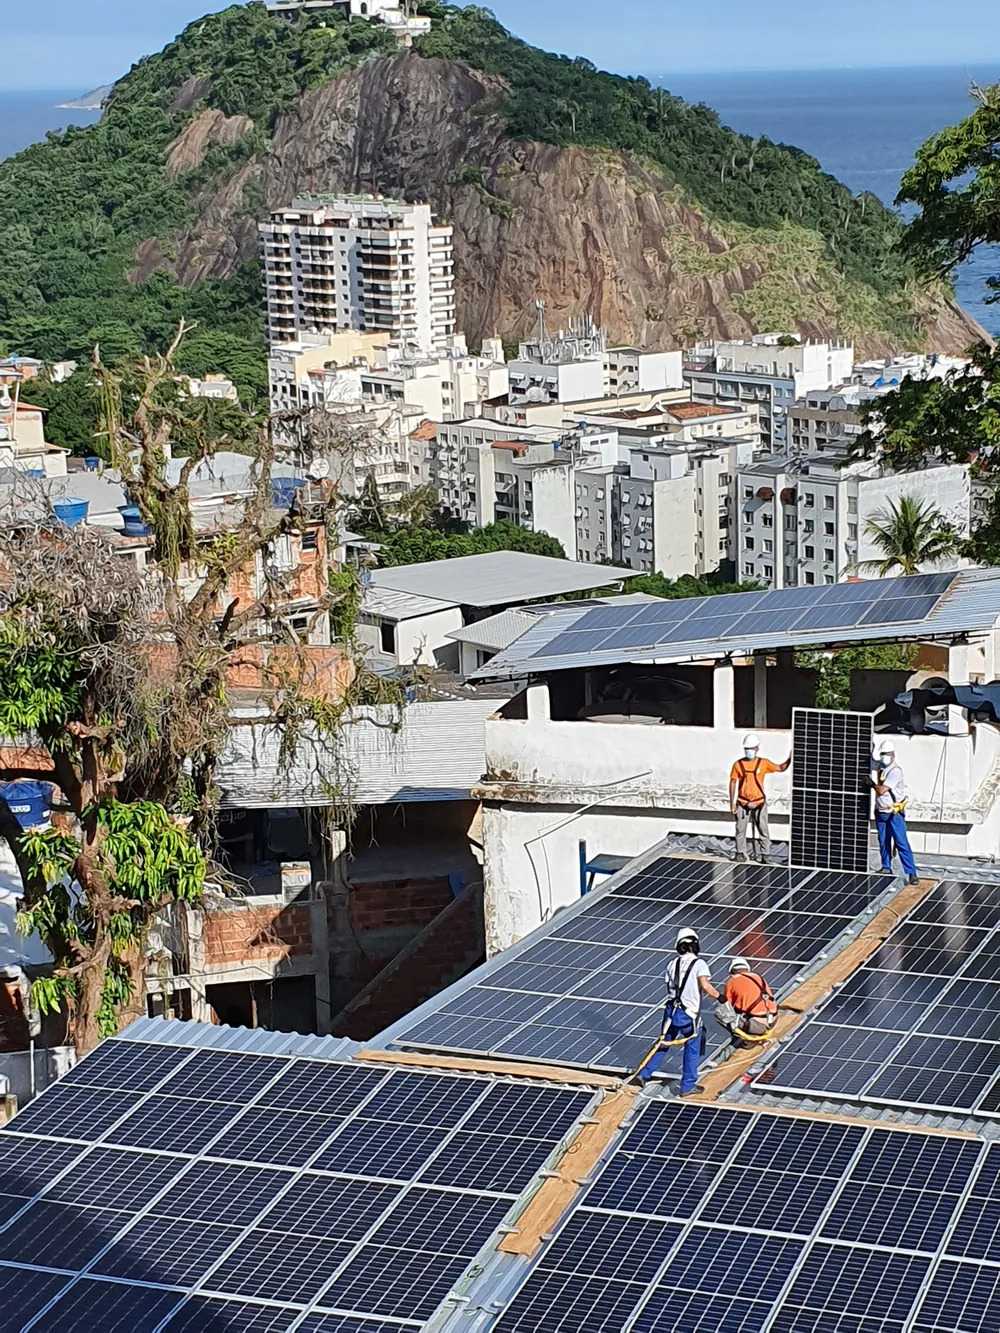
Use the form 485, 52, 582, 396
0, 1, 979, 384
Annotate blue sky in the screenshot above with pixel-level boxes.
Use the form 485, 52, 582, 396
6, 0, 1000, 91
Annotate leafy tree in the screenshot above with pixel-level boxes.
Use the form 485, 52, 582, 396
625, 571, 763, 599
19, 368, 101, 457
374, 519, 565, 566
0, 327, 397, 1053
356, 473, 390, 535
848, 495, 960, 578
849, 84, 1000, 559
796, 644, 917, 711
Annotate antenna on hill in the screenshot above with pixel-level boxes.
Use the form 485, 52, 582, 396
535, 298, 546, 350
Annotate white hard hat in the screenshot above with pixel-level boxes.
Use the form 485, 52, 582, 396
878, 739, 897, 756
743, 733, 761, 749
676, 926, 699, 947
730, 956, 751, 972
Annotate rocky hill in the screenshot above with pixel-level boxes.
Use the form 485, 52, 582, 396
0, 3, 983, 374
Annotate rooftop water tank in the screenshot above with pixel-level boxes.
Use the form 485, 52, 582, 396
53, 498, 88, 528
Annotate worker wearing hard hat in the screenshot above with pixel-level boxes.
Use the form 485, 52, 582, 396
729, 733, 791, 864
717, 957, 778, 1041
874, 740, 919, 886
660, 926, 722, 1097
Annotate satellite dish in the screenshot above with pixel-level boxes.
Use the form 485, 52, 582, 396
526, 386, 546, 403
307, 457, 331, 480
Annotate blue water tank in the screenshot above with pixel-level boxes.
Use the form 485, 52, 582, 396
53, 498, 89, 528
119, 504, 151, 537
270, 477, 305, 509
25, 468, 44, 479
84, 456, 100, 471
0, 781, 53, 829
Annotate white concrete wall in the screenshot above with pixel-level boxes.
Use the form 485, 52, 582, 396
529, 465, 578, 559
639, 350, 684, 392
652, 473, 698, 577
394, 607, 465, 668
858, 466, 972, 567
557, 360, 607, 403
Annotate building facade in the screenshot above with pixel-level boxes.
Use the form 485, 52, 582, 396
261, 195, 455, 351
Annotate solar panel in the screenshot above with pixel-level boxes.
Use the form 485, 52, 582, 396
791, 708, 874, 872
524, 573, 958, 670
392, 857, 897, 1074
751, 879, 1000, 1114
0, 1044, 595, 1331
490, 1101, 1000, 1333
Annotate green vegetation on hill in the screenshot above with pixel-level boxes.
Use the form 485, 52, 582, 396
418, 5, 911, 296
0, 4, 393, 367
0, 0, 939, 385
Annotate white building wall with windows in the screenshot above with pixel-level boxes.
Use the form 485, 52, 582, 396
260, 195, 455, 351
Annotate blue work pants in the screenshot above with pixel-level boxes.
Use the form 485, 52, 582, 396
667, 1011, 705, 1093
877, 811, 916, 877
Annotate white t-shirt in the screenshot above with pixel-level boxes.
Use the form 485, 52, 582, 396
667, 955, 711, 1020
875, 762, 905, 814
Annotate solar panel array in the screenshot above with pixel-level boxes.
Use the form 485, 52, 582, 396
529, 572, 956, 663
0, 1041, 595, 1332
393, 858, 896, 1074
492, 1100, 1000, 1333
791, 708, 874, 873
753, 879, 1000, 1115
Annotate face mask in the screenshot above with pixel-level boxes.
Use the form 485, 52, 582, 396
744, 750, 757, 760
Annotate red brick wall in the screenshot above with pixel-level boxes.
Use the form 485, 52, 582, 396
202, 902, 313, 967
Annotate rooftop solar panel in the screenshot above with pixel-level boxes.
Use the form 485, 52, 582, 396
0, 1046, 596, 1332
791, 708, 873, 872
390, 857, 897, 1074
490, 1101, 1000, 1333
750, 880, 1000, 1115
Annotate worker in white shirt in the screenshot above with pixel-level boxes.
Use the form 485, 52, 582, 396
660, 926, 722, 1096
874, 739, 919, 886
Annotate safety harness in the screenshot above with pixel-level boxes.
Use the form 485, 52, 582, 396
735, 758, 766, 808
728, 972, 778, 1043
877, 767, 908, 815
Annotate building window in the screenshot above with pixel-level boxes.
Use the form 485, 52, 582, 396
719, 473, 731, 486
805, 545, 815, 559
825, 574, 835, 584
745, 536, 755, 550
743, 487, 753, 499
300, 530, 319, 552
763, 565, 773, 578
764, 539, 773, 553
824, 548, 834, 562
743, 562, 755, 576
849, 523, 858, 540
805, 572, 815, 585
824, 522, 834, 536
804, 492, 815, 507
379, 621, 395, 655
824, 496, 835, 510
762, 514, 773, 527
804, 519, 814, 534
848, 497, 858, 514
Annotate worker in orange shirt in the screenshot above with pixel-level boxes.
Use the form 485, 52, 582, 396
718, 957, 778, 1039
729, 732, 790, 864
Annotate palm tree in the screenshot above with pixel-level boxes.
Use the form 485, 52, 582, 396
848, 494, 960, 578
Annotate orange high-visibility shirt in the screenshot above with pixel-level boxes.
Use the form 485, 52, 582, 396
730, 757, 781, 806
724, 971, 777, 1019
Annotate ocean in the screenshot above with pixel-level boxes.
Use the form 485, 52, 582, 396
649, 64, 1000, 338
2, 68, 999, 336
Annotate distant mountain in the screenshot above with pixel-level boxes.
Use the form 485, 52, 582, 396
57, 84, 113, 110
0, 3, 983, 366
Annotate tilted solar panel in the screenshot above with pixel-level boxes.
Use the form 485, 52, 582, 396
391, 857, 898, 1075
791, 708, 874, 872
490, 1100, 1000, 1333
751, 880, 1000, 1116
0, 1045, 594, 1332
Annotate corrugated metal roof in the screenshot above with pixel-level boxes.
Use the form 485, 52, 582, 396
217, 698, 504, 808
118, 1015, 361, 1061
446, 608, 540, 651
473, 568, 1000, 680
370, 551, 630, 608
361, 584, 458, 620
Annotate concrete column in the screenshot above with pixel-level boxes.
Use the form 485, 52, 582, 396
713, 663, 735, 729
948, 643, 971, 735
526, 682, 550, 723
185, 908, 211, 1024
753, 652, 768, 729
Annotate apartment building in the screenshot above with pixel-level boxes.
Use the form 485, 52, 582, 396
686, 333, 854, 449
260, 195, 455, 351
737, 454, 972, 589
605, 346, 684, 395
265, 0, 432, 43
0, 394, 68, 477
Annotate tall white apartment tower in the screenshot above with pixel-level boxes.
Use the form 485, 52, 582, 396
260, 194, 456, 353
